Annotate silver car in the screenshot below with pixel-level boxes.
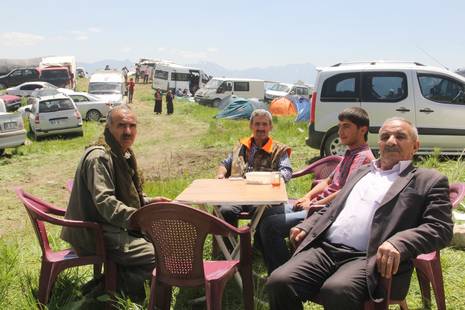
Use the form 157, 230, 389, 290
26, 93, 83, 140
67, 92, 113, 121
0, 99, 26, 155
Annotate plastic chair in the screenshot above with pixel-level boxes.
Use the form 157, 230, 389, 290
363, 182, 465, 310
130, 202, 254, 310
291, 155, 343, 187
16, 188, 117, 307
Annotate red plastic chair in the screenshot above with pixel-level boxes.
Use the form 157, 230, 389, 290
291, 155, 343, 186
130, 202, 254, 310
16, 188, 117, 307
363, 182, 465, 310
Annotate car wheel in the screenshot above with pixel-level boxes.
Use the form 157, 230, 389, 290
212, 98, 221, 108
0, 149, 4, 156
86, 109, 102, 121
322, 130, 347, 157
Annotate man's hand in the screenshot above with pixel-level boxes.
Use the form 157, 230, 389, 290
293, 197, 318, 211
290, 227, 307, 248
376, 241, 400, 279
148, 196, 171, 203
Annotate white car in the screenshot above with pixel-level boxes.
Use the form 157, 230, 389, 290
265, 83, 312, 102
307, 61, 465, 156
67, 92, 113, 121
6, 81, 57, 97
0, 99, 26, 155
26, 92, 83, 140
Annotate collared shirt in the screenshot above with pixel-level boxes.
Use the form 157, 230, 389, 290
317, 143, 374, 200
221, 138, 293, 182
325, 159, 412, 251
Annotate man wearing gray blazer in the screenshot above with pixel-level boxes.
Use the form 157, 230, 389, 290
266, 117, 454, 310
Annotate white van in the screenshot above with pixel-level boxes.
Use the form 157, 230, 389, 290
152, 63, 210, 95
307, 61, 465, 156
88, 70, 127, 106
194, 78, 265, 107
265, 83, 313, 102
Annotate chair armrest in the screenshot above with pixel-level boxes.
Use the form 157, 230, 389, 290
292, 166, 317, 178
43, 216, 107, 257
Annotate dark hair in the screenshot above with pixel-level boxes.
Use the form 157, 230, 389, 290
338, 107, 370, 141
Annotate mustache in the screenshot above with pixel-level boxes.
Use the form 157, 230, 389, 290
121, 134, 132, 139
383, 145, 400, 152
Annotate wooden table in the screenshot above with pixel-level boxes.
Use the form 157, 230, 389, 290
175, 178, 288, 265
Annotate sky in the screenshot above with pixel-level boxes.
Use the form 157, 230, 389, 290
1, 0, 464, 71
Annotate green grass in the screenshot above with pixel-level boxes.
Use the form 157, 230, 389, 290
0, 80, 464, 309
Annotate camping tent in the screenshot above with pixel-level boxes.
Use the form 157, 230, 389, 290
269, 95, 310, 122
269, 97, 297, 116
215, 97, 268, 120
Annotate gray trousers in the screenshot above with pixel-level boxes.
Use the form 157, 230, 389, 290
266, 241, 368, 310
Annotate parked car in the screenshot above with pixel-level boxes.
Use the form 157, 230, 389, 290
0, 68, 40, 89
0, 98, 26, 155
6, 81, 58, 97
25, 91, 83, 140
39, 66, 72, 88
67, 92, 113, 121
88, 70, 127, 106
265, 83, 312, 102
0, 94, 22, 112
307, 61, 465, 156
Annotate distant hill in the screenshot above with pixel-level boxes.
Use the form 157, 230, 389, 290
188, 61, 317, 84
77, 59, 317, 84
77, 59, 134, 74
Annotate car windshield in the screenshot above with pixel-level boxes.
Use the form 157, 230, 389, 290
39, 98, 74, 112
41, 70, 69, 78
270, 83, 291, 92
88, 82, 122, 94
204, 79, 223, 89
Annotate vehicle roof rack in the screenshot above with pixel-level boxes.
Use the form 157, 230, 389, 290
331, 61, 425, 67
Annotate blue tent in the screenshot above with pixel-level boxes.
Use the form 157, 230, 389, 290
289, 96, 310, 122
215, 97, 268, 120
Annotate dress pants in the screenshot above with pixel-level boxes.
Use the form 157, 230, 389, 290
266, 241, 368, 310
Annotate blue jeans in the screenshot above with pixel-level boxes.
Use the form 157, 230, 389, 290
257, 203, 307, 274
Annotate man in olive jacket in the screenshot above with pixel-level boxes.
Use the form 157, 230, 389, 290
61, 105, 167, 301
266, 117, 453, 310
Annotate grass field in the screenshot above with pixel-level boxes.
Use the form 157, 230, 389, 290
1, 79, 465, 309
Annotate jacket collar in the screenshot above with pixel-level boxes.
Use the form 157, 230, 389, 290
240, 136, 274, 154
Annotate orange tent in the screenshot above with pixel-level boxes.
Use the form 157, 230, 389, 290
269, 97, 297, 116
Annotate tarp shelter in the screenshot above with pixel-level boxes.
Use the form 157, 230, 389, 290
269, 95, 310, 122
215, 97, 267, 120
0, 58, 42, 75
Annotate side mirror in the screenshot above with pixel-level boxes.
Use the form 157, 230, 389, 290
216, 87, 224, 94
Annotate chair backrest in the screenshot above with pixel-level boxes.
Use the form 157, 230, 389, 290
312, 155, 343, 180
292, 155, 343, 181
16, 188, 66, 255
449, 182, 465, 209
130, 202, 239, 287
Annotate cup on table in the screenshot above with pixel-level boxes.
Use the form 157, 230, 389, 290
271, 172, 281, 187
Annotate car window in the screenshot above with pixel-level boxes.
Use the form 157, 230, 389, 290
39, 98, 74, 112
362, 72, 407, 102
21, 84, 42, 91
418, 74, 465, 104
24, 69, 36, 77
154, 70, 168, 80
10, 70, 23, 77
234, 82, 249, 91
321, 73, 360, 102
295, 87, 309, 96
70, 95, 88, 102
